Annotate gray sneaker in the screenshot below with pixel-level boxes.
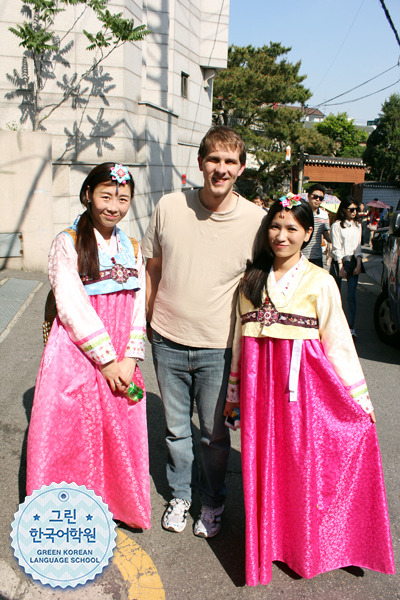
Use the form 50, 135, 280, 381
193, 504, 224, 538
162, 498, 191, 533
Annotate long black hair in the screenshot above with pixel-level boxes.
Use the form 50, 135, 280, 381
334, 196, 361, 229
76, 162, 134, 279
240, 198, 314, 307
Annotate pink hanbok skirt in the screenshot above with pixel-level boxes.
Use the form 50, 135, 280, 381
27, 290, 151, 529
241, 336, 395, 586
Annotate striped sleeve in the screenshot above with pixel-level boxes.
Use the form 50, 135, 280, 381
76, 328, 116, 364
226, 299, 242, 404
345, 380, 373, 414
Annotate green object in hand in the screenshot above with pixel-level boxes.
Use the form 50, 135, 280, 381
127, 382, 144, 402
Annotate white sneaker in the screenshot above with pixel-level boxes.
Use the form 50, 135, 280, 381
162, 498, 191, 533
193, 504, 224, 538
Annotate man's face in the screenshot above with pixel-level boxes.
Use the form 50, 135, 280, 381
198, 144, 245, 200
308, 189, 324, 212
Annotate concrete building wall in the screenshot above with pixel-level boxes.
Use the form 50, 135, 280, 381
0, 132, 53, 271
0, 0, 230, 271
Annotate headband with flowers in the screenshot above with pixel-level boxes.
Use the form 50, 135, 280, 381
110, 164, 131, 185
278, 193, 302, 218
279, 193, 302, 209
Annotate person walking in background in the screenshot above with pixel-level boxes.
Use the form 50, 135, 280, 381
27, 163, 151, 530
358, 202, 370, 245
330, 196, 363, 337
302, 183, 330, 268
379, 207, 387, 227
224, 197, 395, 586
142, 126, 264, 538
368, 203, 380, 245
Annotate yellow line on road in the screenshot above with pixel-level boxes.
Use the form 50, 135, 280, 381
113, 529, 165, 600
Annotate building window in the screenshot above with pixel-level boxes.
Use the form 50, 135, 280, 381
181, 72, 189, 98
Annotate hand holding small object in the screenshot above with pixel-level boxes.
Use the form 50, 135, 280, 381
100, 358, 136, 392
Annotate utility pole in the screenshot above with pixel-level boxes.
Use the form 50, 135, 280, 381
298, 145, 305, 193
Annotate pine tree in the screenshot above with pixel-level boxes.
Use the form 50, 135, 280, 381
213, 44, 322, 192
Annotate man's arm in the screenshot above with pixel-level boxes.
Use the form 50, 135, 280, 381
146, 256, 162, 324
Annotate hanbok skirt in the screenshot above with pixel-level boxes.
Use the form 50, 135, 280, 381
27, 290, 151, 529
241, 336, 395, 586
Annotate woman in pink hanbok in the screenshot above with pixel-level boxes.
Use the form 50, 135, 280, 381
27, 163, 150, 529
224, 196, 395, 586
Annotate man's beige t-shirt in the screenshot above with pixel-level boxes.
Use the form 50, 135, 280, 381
141, 189, 264, 348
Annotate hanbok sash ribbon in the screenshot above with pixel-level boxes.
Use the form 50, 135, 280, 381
241, 297, 319, 330
289, 339, 303, 402
81, 266, 138, 286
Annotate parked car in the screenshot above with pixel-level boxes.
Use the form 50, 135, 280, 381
374, 211, 400, 347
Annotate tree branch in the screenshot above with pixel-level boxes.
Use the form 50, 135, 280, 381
37, 40, 122, 125
59, 6, 88, 44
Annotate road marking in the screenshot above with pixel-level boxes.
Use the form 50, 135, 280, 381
113, 530, 165, 600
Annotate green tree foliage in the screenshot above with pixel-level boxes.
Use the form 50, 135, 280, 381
296, 127, 332, 156
213, 44, 322, 191
363, 94, 400, 182
7, 0, 150, 130
315, 112, 368, 158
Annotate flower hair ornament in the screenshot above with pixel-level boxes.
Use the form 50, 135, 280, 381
110, 164, 131, 192
278, 193, 302, 218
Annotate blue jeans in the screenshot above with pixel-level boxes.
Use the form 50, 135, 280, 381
330, 261, 358, 329
341, 274, 358, 329
151, 330, 231, 507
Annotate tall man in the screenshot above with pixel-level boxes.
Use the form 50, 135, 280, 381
302, 183, 331, 268
142, 126, 264, 538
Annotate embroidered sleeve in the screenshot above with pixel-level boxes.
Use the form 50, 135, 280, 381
125, 245, 146, 361
49, 233, 117, 365
226, 297, 243, 404
317, 276, 373, 414
344, 380, 372, 413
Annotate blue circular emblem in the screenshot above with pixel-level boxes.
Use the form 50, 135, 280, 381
11, 483, 116, 588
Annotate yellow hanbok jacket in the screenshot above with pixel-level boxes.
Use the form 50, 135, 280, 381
227, 257, 373, 413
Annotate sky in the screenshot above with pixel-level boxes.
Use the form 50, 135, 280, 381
228, 0, 400, 124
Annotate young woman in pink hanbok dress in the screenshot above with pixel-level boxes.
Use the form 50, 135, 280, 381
224, 196, 395, 586
27, 163, 150, 529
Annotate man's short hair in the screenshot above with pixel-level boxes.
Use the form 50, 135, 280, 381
307, 183, 326, 196
198, 126, 246, 165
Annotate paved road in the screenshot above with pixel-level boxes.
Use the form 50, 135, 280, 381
0, 256, 398, 600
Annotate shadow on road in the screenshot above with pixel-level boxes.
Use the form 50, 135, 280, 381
18, 386, 35, 504
146, 391, 170, 503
